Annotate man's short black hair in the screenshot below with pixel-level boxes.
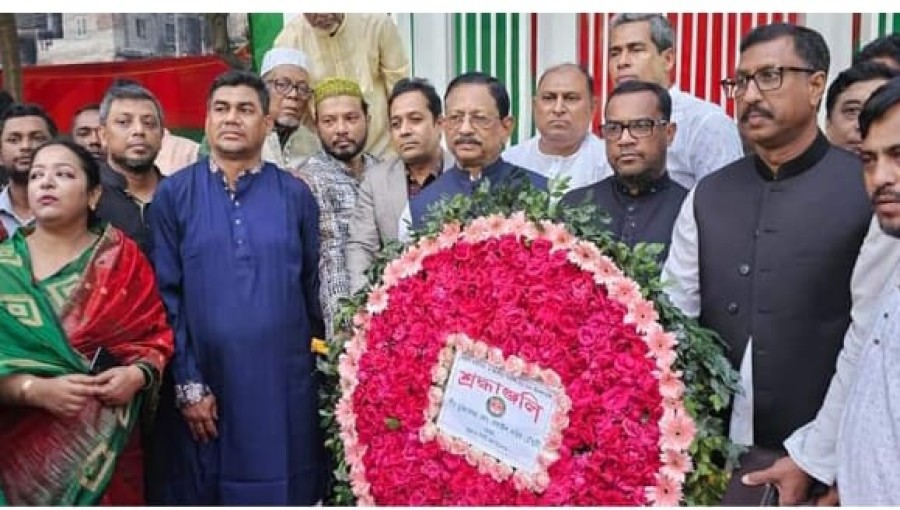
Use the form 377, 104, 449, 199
606, 80, 673, 121
859, 76, 900, 139
208, 70, 270, 114
73, 102, 101, 120
0, 91, 13, 118
0, 103, 59, 138
389, 77, 442, 120
826, 62, 899, 119
740, 23, 830, 74
445, 71, 511, 118
854, 33, 900, 68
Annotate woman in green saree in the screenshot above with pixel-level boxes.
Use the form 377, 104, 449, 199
0, 139, 174, 505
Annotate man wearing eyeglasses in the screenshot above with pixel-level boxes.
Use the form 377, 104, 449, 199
398, 72, 546, 237
560, 80, 686, 263
608, 14, 744, 189
259, 48, 320, 170
662, 23, 872, 504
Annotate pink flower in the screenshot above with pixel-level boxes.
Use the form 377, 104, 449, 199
532, 470, 552, 492
657, 369, 686, 399
506, 211, 529, 236
428, 386, 444, 404
660, 449, 693, 482
593, 255, 624, 284
551, 410, 570, 430
524, 362, 542, 379
540, 220, 576, 251
419, 422, 438, 443
416, 236, 441, 257
653, 348, 678, 371
540, 369, 563, 388
487, 347, 505, 367
646, 473, 683, 506
335, 397, 356, 429
366, 286, 389, 314
398, 246, 426, 276
659, 410, 697, 452
537, 448, 560, 467
485, 213, 509, 237
625, 299, 659, 333
431, 363, 449, 384
607, 277, 642, 305
472, 340, 489, 359
437, 221, 462, 248
485, 458, 507, 482
646, 328, 678, 355
345, 337, 366, 364
381, 260, 406, 288
568, 240, 602, 271
464, 217, 493, 242
503, 355, 526, 376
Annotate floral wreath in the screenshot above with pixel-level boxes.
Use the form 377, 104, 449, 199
320, 180, 740, 506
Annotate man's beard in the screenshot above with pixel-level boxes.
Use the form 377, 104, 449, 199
614, 167, 660, 193
7, 167, 30, 186
111, 152, 157, 174
323, 134, 367, 163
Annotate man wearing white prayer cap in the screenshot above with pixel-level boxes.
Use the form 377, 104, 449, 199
259, 47, 320, 169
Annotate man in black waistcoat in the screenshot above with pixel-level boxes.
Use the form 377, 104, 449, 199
661, 23, 872, 503
561, 80, 688, 264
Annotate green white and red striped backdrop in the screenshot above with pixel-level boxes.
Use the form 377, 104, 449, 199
248, 13, 898, 142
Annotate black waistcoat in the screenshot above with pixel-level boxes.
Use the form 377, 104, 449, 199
693, 134, 871, 448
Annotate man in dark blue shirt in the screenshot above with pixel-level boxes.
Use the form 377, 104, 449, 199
403, 72, 546, 234
561, 80, 687, 263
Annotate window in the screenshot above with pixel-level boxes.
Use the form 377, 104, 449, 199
74, 16, 87, 38
135, 18, 147, 39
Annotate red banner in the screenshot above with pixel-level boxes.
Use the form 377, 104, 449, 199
2, 55, 232, 132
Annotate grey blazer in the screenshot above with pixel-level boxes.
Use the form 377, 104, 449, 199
347, 150, 454, 292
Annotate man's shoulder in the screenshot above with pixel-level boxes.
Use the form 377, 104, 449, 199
365, 157, 404, 180
693, 155, 754, 192
156, 159, 206, 193
503, 136, 538, 161
672, 88, 732, 123
561, 176, 612, 204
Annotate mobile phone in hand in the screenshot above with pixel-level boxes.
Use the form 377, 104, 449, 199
89, 347, 121, 375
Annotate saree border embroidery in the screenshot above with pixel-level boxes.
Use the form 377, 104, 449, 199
0, 295, 44, 327
0, 244, 22, 267
78, 442, 116, 492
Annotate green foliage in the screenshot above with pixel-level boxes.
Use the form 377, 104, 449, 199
318, 177, 740, 506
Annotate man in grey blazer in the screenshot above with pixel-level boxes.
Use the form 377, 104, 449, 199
347, 78, 454, 292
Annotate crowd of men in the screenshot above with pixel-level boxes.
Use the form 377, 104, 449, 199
1, 11, 900, 506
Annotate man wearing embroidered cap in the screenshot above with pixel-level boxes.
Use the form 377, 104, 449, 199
298, 76, 380, 342
274, 13, 410, 159
259, 47, 320, 169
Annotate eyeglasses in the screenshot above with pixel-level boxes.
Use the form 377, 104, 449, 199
445, 112, 500, 130
601, 118, 669, 141
266, 78, 313, 98
721, 66, 819, 98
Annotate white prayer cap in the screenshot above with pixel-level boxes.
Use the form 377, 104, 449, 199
260, 48, 310, 76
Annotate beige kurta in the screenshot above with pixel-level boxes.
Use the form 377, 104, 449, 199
274, 14, 410, 160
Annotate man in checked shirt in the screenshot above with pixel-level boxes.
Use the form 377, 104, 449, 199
295, 77, 381, 341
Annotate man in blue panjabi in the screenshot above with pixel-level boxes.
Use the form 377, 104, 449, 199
148, 70, 325, 505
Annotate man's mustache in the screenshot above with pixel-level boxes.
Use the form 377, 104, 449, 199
740, 105, 775, 123
454, 136, 481, 146
872, 186, 900, 207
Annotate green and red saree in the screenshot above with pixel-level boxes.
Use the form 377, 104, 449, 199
0, 225, 173, 505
